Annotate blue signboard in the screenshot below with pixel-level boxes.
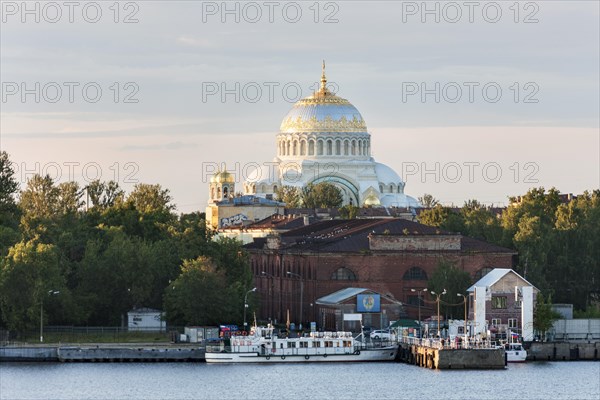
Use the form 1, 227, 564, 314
357, 294, 381, 313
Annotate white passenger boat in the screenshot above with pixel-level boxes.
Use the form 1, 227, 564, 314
205, 325, 398, 363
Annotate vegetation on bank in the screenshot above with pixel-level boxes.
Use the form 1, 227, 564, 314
417, 192, 600, 312
0, 151, 598, 335
0, 151, 252, 333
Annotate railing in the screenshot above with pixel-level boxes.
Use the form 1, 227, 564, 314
398, 336, 497, 350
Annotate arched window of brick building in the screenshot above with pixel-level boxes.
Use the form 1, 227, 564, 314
331, 267, 357, 281
403, 267, 428, 280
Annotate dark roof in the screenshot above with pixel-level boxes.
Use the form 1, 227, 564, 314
245, 218, 516, 254
244, 214, 311, 230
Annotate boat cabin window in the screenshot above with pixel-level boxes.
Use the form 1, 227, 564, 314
287, 342, 296, 348
325, 341, 333, 348
313, 341, 321, 348
300, 341, 308, 348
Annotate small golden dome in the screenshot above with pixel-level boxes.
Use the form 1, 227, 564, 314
212, 171, 234, 183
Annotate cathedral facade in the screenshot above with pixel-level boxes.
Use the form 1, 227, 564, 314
243, 63, 420, 208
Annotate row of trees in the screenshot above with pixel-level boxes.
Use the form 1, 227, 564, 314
275, 183, 343, 209
418, 190, 600, 312
0, 151, 252, 331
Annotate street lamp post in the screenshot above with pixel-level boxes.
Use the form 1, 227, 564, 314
40, 290, 60, 343
243, 288, 257, 332
431, 289, 446, 338
261, 271, 275, 323
286, 271, 303, 329
457, 293, 468, 344
411, 288, 428, 338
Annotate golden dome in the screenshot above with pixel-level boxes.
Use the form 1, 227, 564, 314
279, 61, 368, 134
211, 171, 234, 183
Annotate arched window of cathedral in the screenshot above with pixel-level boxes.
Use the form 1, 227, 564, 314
331, 267, 357, 281
389, 184, 394, 193
327, 139, 332, 155
217, 187, 222, 198
351, 140, 356, 155
403, 267, 428, 281
474, 267, 494, 281
358, 141, 363, 156
335, 140, 341, 155
253, 185, 256, 194
309, 140, 315, 155
260, 184, 266, 193
317, 140, 324, 155
210, 187, 215, 199
379, 184, 383, 193
286, 141, 291, 156
300, 140, 306, 155
293, 141, 298, 155
344, 140, 349, 155
273, 185, 278, 194
223, 186, 228, 197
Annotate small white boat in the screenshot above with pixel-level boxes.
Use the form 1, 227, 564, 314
205, 325, 398, 363
504, 342, 527, 362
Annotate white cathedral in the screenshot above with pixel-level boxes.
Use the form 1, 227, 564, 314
240, 63, 420, 208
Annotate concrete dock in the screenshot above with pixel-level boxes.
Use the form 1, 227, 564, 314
527, 342, 600, 361
1, 344, 204, 362
396, 337, 505, 369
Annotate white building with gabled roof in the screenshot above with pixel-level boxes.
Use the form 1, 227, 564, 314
467, 268, 538, 341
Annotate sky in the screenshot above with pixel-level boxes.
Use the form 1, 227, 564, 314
1, 1, 599, 212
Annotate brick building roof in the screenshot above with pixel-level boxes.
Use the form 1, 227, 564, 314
244, 218, 516, 254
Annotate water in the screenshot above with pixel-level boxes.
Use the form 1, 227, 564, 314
1, 361, 598, 400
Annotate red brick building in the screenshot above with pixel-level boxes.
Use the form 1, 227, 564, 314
245, 218, 516, 329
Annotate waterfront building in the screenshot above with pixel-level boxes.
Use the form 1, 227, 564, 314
467, 268, 538, 340
247, 218, 516, 327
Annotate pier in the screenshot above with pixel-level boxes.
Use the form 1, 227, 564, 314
395, 337, 505, 369
1, 344, 204, 362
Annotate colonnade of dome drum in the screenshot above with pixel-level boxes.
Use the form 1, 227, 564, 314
276, 134, 371, 158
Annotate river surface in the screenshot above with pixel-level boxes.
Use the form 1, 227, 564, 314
1, 361, 599, 400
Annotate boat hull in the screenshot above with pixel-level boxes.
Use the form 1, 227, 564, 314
506, 350, 527, 362
206, 347, 398, 363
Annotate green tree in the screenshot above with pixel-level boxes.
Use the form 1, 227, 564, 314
461, 200, 503, 244
339, 205, 359, 219
418, 205, 465, 233
427, 259, 472, 319
301, 182, 343, 208
0, 240, 67, 331
126, 183, 174, 214
418, 193, 439, 208
0, 151, 19, 212
533, 293, 561, 341
551, 190, 600, 309
275, 185, 301, 208
0, 152, 20, 257
18, 175, 61, 241
86, 180, 124, 209
163, 257, 237, 326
